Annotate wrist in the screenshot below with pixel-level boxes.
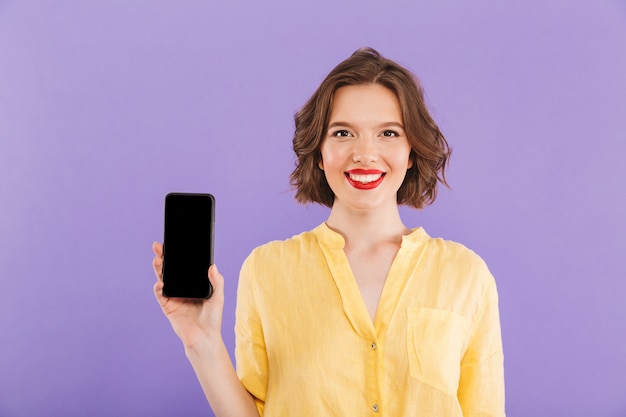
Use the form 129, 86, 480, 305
183, 332, 225, 360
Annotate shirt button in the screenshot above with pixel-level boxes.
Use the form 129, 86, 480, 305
372, 403, 379, 413
371, 342, 377, 350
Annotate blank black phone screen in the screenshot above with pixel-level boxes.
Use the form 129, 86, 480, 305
162, 193, 214, 299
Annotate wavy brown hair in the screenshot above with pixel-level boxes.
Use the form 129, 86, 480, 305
290, 47, 451, 209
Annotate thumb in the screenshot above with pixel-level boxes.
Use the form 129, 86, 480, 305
208, 264, 225, 301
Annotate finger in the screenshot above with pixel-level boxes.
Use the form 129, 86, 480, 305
152, 242, 163, 257
152, 255, 163, 281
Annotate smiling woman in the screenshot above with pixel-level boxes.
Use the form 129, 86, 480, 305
291, 47, 451, 210
319, 84, 413, 212
152, 47, 505, 417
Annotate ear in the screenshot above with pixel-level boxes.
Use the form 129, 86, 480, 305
318, 158, 324, 170
407, 154, 414, 170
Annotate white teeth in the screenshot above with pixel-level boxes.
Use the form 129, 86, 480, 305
349, 173, 383, 183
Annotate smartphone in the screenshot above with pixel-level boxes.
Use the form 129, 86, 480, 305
162, 193, 215, 299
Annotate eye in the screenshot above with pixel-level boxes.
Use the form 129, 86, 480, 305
332, 130, 352, 137
381, 130, 399, 137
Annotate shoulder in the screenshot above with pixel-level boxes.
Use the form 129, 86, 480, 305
427, 236, 488, 268
240, 228, 319, 274
420, 233, 495, 288
248, 229, 318, 259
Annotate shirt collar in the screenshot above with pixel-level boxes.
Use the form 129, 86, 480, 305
312, 222, 430, 249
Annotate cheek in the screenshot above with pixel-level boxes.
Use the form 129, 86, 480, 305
400, 144, 413, 169
319, 145, 341, 170
387, 146, 412, 170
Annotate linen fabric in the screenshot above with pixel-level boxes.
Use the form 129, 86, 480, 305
235, 223, 505, 416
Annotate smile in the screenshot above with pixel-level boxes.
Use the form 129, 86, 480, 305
348, 173, 383, 183
345, 169, 386, 189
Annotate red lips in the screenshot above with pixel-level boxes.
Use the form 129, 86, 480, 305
345, 169, 385, 190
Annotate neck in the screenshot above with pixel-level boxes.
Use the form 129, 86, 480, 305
325, 201, 411, 249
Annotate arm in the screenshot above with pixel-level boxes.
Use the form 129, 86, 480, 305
152, 243, 259, 417
234, 254, 269, 415
184, 325, 259, 417
457, 281, 506, 417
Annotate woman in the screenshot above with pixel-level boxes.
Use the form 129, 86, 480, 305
152, 47, 505, 416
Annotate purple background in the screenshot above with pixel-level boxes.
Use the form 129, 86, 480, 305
1, 1, 625, 416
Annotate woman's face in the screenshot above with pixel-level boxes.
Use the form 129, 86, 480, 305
319, 84, 412, 212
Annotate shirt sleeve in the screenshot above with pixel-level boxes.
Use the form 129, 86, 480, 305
457, 277, 506, 417
235, 253, 268, 416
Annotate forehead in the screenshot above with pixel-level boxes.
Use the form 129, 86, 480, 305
329, 84, 402, 123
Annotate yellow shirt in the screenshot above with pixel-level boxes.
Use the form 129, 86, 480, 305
235, 223, 505, 416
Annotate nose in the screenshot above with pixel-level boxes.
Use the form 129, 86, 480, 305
352, 137, 378, 164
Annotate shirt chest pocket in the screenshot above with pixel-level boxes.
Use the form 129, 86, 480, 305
406, 307, 471, 396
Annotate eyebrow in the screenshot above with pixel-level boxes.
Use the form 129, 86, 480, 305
327, 121, 405, 130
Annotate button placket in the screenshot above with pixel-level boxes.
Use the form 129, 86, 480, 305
366, 334, 381, 416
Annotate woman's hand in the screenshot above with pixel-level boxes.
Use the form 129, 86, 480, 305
152, 242, 225, 349
152, 243, 259, 417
